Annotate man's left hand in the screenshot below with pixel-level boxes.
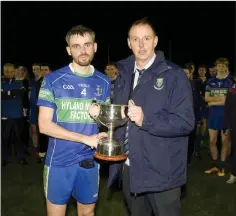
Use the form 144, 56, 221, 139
128, 100, 144, 127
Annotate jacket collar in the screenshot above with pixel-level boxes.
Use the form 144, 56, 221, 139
117, 50, 170, 78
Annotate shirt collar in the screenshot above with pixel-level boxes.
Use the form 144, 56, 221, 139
69, 63, 94, 74
134, 53, 156, 72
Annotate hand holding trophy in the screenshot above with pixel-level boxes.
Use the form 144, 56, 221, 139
88, 102, 129, 161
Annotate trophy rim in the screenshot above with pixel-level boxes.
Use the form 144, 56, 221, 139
99, 104, 128, 108
97, 104, 129, 127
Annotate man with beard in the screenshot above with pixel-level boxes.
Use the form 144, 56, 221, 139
37, 25, 110, 216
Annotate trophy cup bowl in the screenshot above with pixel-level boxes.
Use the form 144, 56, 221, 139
94, 104, 129, 161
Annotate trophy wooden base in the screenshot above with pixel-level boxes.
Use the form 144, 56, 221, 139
94, 152, 127, 161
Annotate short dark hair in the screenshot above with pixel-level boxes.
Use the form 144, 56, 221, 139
208, 63, 216, 68
106, 62, 118, 68
41, 63, 52, 70
65, 25, 95, 45
184, 62, 193, 68
128, 17, 156, 37
183, 65, 192, 71
32, 63, 41, 67
198, 64, 207, 70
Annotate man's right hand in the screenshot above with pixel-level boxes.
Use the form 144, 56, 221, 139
81, 132, 108, 149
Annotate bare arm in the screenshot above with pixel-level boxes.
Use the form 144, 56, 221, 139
205, 92, 225, 103
208, 98, 226, 106
38, 106, 106, 148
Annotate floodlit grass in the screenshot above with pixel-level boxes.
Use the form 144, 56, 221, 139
2, 149, 236, 216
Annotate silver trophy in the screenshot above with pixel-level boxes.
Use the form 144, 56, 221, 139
93, 104, 129, 161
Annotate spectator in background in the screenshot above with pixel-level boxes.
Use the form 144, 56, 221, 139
195, 65, 209, 157
198, 65, 207, 83
209, 63, 217, 78
184, 62, 196, 80
183, 65, 202, 163
1, 63, 28, 166
41, 63, 52, 77
105, 62, 119, 103
37, 63, 52, 163
204, 58, 233, 177
15, 66, 31, 152
29, 63, 42, 156
104, 62, 120, 199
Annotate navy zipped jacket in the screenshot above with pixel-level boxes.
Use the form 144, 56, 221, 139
108, 51, 195, 193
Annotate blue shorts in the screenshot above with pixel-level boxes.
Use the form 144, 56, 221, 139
208, 107, 224, 130
29, 105, 37, 124
43, 161, 99, 205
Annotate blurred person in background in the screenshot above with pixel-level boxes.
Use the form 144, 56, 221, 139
37, 63, 52, 163
209, 63, 217, 78
204, 58, 233, 177
29, 63, 42, 156
104, 62, 120, 200
183, 65, 202, 163
195, 65, 209, 157
1, 63, 28, 166
41, 63, 52, 77
105, 62, 119, 103
16, 65, 30, 152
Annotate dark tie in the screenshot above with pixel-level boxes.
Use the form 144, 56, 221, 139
124, 68, 146, 153
136, 69, 145, 86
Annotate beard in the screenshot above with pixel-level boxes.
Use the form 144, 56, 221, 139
73, 53, 94, 66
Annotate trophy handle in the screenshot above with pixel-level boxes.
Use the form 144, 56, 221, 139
121, 105, 129, 120
91, 99, 106, 126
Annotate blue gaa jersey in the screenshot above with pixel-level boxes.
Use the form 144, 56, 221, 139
206, 76, 233, 115
37, 65, 110, 167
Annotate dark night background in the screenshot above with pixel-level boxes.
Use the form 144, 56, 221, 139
2, 1, 236, 74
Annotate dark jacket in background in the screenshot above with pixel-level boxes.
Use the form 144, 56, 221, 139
191, 79, 203, 123
1, 78, 27, 118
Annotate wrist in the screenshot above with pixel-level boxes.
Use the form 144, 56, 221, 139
79, 134, 88, 145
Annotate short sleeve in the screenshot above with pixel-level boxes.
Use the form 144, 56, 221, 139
37, 76, 56, 110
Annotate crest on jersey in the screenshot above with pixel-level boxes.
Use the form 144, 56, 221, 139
95, 85, 102, 97
154, 78, 164, 90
